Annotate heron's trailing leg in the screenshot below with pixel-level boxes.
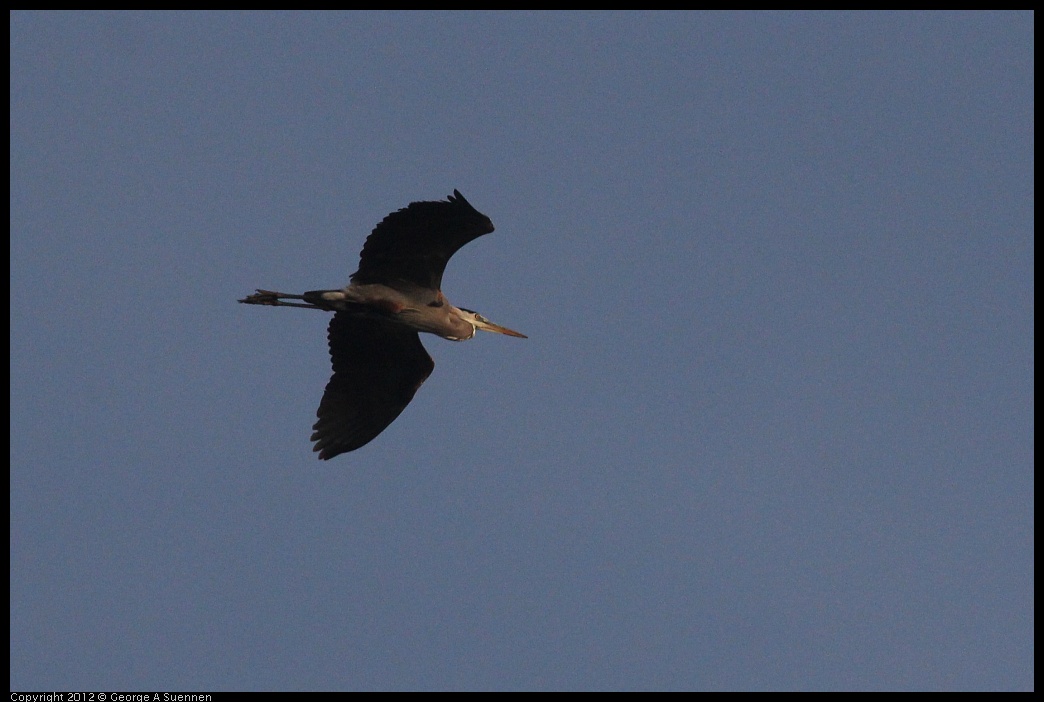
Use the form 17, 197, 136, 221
238, 289, 326, 310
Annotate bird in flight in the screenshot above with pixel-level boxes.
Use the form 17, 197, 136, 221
240, 190, 526, 459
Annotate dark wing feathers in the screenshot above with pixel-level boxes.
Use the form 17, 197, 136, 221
310, 312, 435, 459
350, 190, 495, 290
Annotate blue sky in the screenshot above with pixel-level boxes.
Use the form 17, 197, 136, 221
10, 11, 1033, 691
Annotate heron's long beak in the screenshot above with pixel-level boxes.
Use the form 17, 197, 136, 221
474, 318, 528, 339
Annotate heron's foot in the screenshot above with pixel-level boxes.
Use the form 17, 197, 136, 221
238, 289, 287, 305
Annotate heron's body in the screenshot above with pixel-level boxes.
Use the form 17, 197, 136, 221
240, 190, 525, 459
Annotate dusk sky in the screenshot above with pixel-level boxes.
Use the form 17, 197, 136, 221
11, 11, 1033, 690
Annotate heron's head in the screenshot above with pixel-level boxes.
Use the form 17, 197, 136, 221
456, 308, 527, 340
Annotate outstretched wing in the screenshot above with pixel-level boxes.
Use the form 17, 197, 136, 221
310, 312, 435, 459
350, 190, 495, 290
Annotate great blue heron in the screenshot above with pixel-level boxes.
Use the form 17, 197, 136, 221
240, 190, 526, 459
